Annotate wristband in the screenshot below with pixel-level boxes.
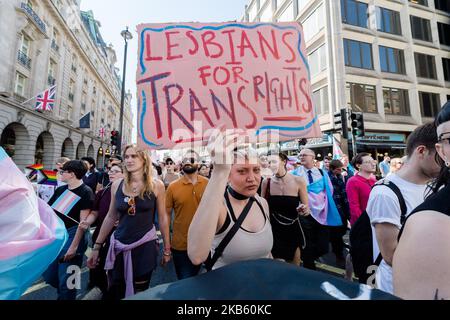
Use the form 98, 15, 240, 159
163, 252, 172, 257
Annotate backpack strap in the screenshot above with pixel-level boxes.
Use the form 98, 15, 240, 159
204, 192, 255, 271
375, 180, 408, 225
370, 180, 408, 265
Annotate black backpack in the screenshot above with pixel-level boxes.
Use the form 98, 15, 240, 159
349, 180, 407, 284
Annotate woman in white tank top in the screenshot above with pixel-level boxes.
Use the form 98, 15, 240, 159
188, 130, 273, 270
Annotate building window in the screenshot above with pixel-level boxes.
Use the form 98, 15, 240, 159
343, 39, 373, 69
379, 46, 405, 74
20, 34, 31, 56
409, 0, 428, 6
297, 0, 309, 14
260, 3, 272, 22
302, 4, 325, 42
346, 83, 377, 113
15, 73, 26, 96
438, 23, 450, 47
308, 45, 327, 77
419, 92, 440, 118
248, 2, 258, 22
69, 80, 75, 101
278, 2, 294, 21
71, 54, 77, 73
443, 58, 450, 82
435, 0, 450, 13
48, 60, 56, 85
383, 88, 410, 116
312, 86, 329, 115
376, 7, 401, 35
414, 53, 436, 79
341, 0, 368, 28
67, 105, 73, 120
410, 16, 432, 42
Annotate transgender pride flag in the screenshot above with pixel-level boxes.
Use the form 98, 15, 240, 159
51, 189, 81, 216
0, 147, 67, 300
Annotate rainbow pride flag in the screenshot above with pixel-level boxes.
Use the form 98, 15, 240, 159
39, 170, 58, 186
0, 147, 67, 300
26, 164, 44, 171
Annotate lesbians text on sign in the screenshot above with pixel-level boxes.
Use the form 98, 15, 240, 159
136, 22, 322, 150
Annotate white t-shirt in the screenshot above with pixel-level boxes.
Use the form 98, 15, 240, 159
366, 174, 428, 294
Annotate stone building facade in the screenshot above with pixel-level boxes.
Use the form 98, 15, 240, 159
0, 0, 133, 170
242, 0, 450, 158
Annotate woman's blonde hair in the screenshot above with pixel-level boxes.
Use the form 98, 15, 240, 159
122, 144, 154, 199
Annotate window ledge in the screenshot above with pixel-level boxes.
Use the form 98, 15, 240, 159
345, 66, 377, 78
342, 24, 375, 37
412, 39, 437, 48
444, 81, 450, 89
408, 2, 433, 13
385, 115, 416, 125
376, 32, 407, 43
439, 44, 450, 52
417, 77, 442, 86
380, 72, 412, 82
435, 9, 450, 17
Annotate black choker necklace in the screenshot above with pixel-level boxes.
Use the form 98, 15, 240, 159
227, 186, 250, 200
275, 170, 287, 179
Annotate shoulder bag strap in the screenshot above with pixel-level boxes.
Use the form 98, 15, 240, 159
264, 177, 271, 201
204, 193, 255, 271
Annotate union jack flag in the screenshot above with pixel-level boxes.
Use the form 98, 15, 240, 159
35, 85, 56, 111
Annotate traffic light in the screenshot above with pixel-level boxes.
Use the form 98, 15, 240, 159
110, 130, 118, 146
334, 109, 348, 139
350, 112, 365, 137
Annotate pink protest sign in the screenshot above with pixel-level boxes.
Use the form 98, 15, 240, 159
136, 22, 322, 150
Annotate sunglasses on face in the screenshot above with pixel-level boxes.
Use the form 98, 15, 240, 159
182, 158, 196, 164
166, 162, 174, 165
128, 197, 136, 216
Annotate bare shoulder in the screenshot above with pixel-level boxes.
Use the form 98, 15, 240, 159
111, 179, 123, 195
293, 174, 306, 185
402, 210, 450, 240
153, 178, 165, 196
394, 210, 450, 299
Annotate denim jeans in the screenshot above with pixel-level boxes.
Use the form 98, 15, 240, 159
171, 249, 201, 280
42, 226, 88, 300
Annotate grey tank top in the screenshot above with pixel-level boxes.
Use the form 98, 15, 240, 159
211, 194, 273, 270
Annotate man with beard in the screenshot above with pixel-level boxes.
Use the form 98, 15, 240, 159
166, 150, 209, 279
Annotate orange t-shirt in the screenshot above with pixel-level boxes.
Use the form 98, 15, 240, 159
165, 175, 208, 251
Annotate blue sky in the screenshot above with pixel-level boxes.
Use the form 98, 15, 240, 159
80, 0, 249, 142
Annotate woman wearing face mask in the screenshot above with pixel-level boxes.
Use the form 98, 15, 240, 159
261, 151, 309, 265
188, 130, 273, 271
87, 144, 171, 299
80, 164, 124, 298
393, 101, 450, 300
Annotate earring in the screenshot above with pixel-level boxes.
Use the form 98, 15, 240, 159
445, 157, 450, 168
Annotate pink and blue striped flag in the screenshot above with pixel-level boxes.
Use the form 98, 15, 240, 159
0, 147, 67, 300
51, 189, 81, 216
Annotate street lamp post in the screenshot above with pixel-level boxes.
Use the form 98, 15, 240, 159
117, 26, 133, 156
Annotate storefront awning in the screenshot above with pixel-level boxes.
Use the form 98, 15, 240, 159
357, 142, 406, 149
